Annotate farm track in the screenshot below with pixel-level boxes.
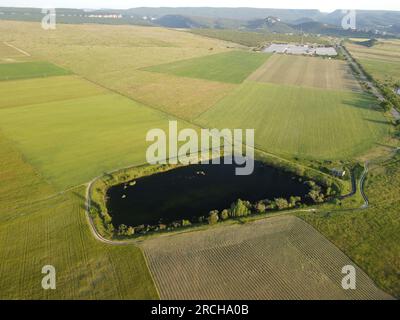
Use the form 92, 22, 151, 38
360, 162, 370, 209
3, 42, 31, 57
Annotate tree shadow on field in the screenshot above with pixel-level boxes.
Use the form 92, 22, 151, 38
363, 118, 391, 126
341, 94, 383, 112
374, 142, 398, 149
72, 191, 90, 211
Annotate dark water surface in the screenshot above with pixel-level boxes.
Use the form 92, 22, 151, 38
106, 161, 310, 227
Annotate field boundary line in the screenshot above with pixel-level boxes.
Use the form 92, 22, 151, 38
3, 42, 31, 57
29, 56, 349, 190
293, 214, 394, 299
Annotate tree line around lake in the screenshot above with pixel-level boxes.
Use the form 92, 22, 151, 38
113, 179, 333, 238
89, 153, 344, 240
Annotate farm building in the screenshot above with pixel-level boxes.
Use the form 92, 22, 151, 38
263, 44, 337, 56
331, 168, 346, 177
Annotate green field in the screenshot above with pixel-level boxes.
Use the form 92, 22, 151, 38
0, 131, 158, 299
0, 84, 181, 190
0, 22, 233, 299
299, 154, 400, 297
196, 82, 389, 159
346, 40, 400, 85
0, 76, 106, 109
0, 61, 70, 81
143, 51, 270, 84
358, 58, 400, 84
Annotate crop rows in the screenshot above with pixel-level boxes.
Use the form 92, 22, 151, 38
142, 216, 392, 300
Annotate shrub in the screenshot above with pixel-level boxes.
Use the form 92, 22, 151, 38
207, 211, 219, 225
380, 100, 393, 112
265, 200, 276, 210
219, 209, 230, 221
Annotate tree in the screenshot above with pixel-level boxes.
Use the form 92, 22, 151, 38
182, 220, 191, 227
207, 210, 219, 225
264, 200, 276, 210
117, 224, 128, 236
289, 196, 301, 207
308, 189, 325, 203
380, 100, 393, 112
274, 198, 290, 210
255, 201, 266, 214
219, 209, 230, 221
305, 180, 316, 188
126, 226, 135, 236
229, 199, 251, 217
103, 212, 112, 224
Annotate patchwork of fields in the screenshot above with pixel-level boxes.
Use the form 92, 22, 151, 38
346, 40, 400, 84
0, 21, 396, 299
143, 51, 270, 84
0, 131, 158, 299
299, 154, 400, 297
0, 60, 186, 190
196, 82, 389, 159
0, 88, 176, 189
0, 22, 389, 161
142, 215, 391, 300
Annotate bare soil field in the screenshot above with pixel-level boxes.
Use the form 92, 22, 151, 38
142, 215, 392, 300
248, 54, 361, 92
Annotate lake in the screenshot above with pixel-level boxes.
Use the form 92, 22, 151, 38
106, 160, 311, 227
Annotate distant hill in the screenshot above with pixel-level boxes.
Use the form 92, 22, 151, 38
125, 7, 324, 22
0, 6, 399, 37
321, 9, 400, 31
292, 21, 391, 38
246, 17, 297, 33
154, 15, 205, 28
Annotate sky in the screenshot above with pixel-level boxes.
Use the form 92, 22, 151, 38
0, 1, 399, 13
